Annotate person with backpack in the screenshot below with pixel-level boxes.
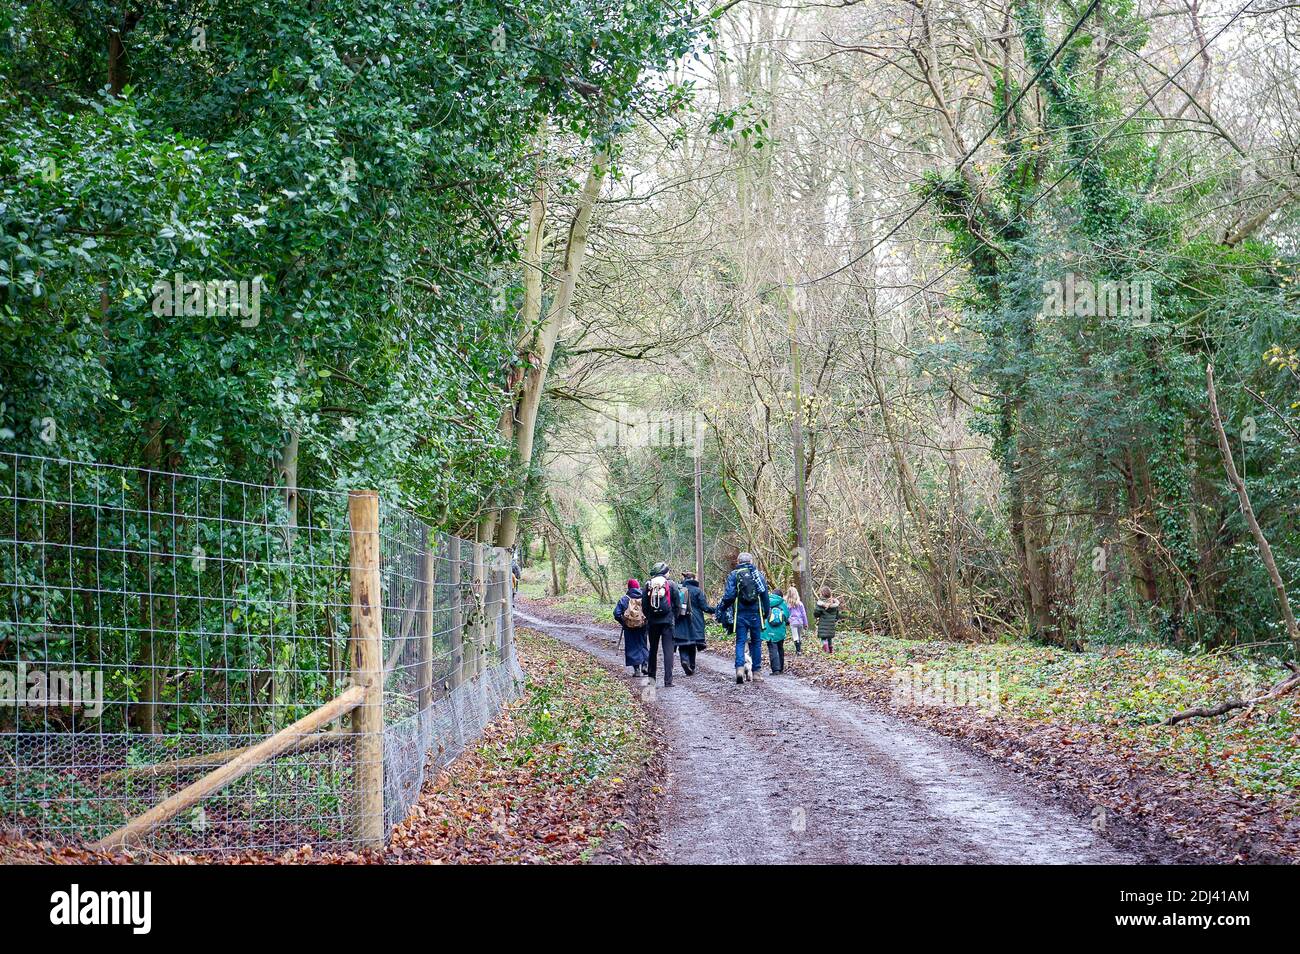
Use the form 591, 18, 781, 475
785, 586, 808, 655
641, 562, 682, 687
718, 552, 768, 684
614, 578, 649, 676
674, 572, 714, 675
815, 585, 842, 652
762, 588, 791, 674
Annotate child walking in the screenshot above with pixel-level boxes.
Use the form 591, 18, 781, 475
762, 588, 790, 674
814, 585, 841, 653
785, 586, 807, 655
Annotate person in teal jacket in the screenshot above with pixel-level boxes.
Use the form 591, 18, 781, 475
761, 589, 790, 674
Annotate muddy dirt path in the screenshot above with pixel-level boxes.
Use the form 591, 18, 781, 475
516, 606, 1133, 864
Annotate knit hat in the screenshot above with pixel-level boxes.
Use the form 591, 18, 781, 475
651, 561, 670, 576
627, 578, 641, 589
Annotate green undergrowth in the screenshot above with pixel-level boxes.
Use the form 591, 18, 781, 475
501, 628, 651, 786
830, 628, 1299, 802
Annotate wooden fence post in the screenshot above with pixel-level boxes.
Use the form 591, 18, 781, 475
450, 541, 464, 689
348, 490, 385, 849
417, 528, 435, 714
503, 549, 517, 675
491, 549, 507, 660
472, 540, 486, 679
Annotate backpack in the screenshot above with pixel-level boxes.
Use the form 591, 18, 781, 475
647, 576, 672, 613
768, 602, 785, 627
736, 567, 760, 605
623, 598, 645, 629
675, 583, 690, 619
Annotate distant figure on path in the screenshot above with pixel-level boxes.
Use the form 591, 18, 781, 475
674, 571, 714, 675
786, 586, 807, 655
815, 586, 841, 653
718, 551, 768, 684
614, 578, 649, 676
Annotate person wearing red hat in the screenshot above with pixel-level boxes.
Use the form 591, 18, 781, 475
614, 578, 649, 675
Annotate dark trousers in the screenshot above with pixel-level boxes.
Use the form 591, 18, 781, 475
647, 623, 674, 684
768, 639, 785, 673
678, 644, 698, 673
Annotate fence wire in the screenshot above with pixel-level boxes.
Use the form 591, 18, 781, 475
0, 452, 520, 853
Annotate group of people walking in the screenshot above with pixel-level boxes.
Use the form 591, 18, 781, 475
613, 552, 843, 687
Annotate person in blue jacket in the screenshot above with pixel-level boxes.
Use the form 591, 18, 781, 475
717, 552, 768, 684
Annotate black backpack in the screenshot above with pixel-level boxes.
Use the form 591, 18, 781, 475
736, 567, 760, 605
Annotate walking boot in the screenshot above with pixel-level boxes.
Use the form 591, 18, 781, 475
735, 666, 745, 685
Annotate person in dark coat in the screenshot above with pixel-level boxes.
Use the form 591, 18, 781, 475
614, 579, 649, 675
641, 561, 681, 687
674, 572, 714, 675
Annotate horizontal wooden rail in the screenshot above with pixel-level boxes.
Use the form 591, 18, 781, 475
98, 730, 347, 784
93, 684, 367, 851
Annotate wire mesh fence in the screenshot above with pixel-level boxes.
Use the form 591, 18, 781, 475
0, 452, 520, 853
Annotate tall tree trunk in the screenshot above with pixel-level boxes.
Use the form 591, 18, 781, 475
107, 9, 142, 96
1207, 364, 1300, 655
1122, 446, 1160, 605
547, 527, 561, 596
480, 181, 547, 543
786, 289, 813, 603
942, 391, 965, 632
693, 437, 705, 584
496, 148, 608, 551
